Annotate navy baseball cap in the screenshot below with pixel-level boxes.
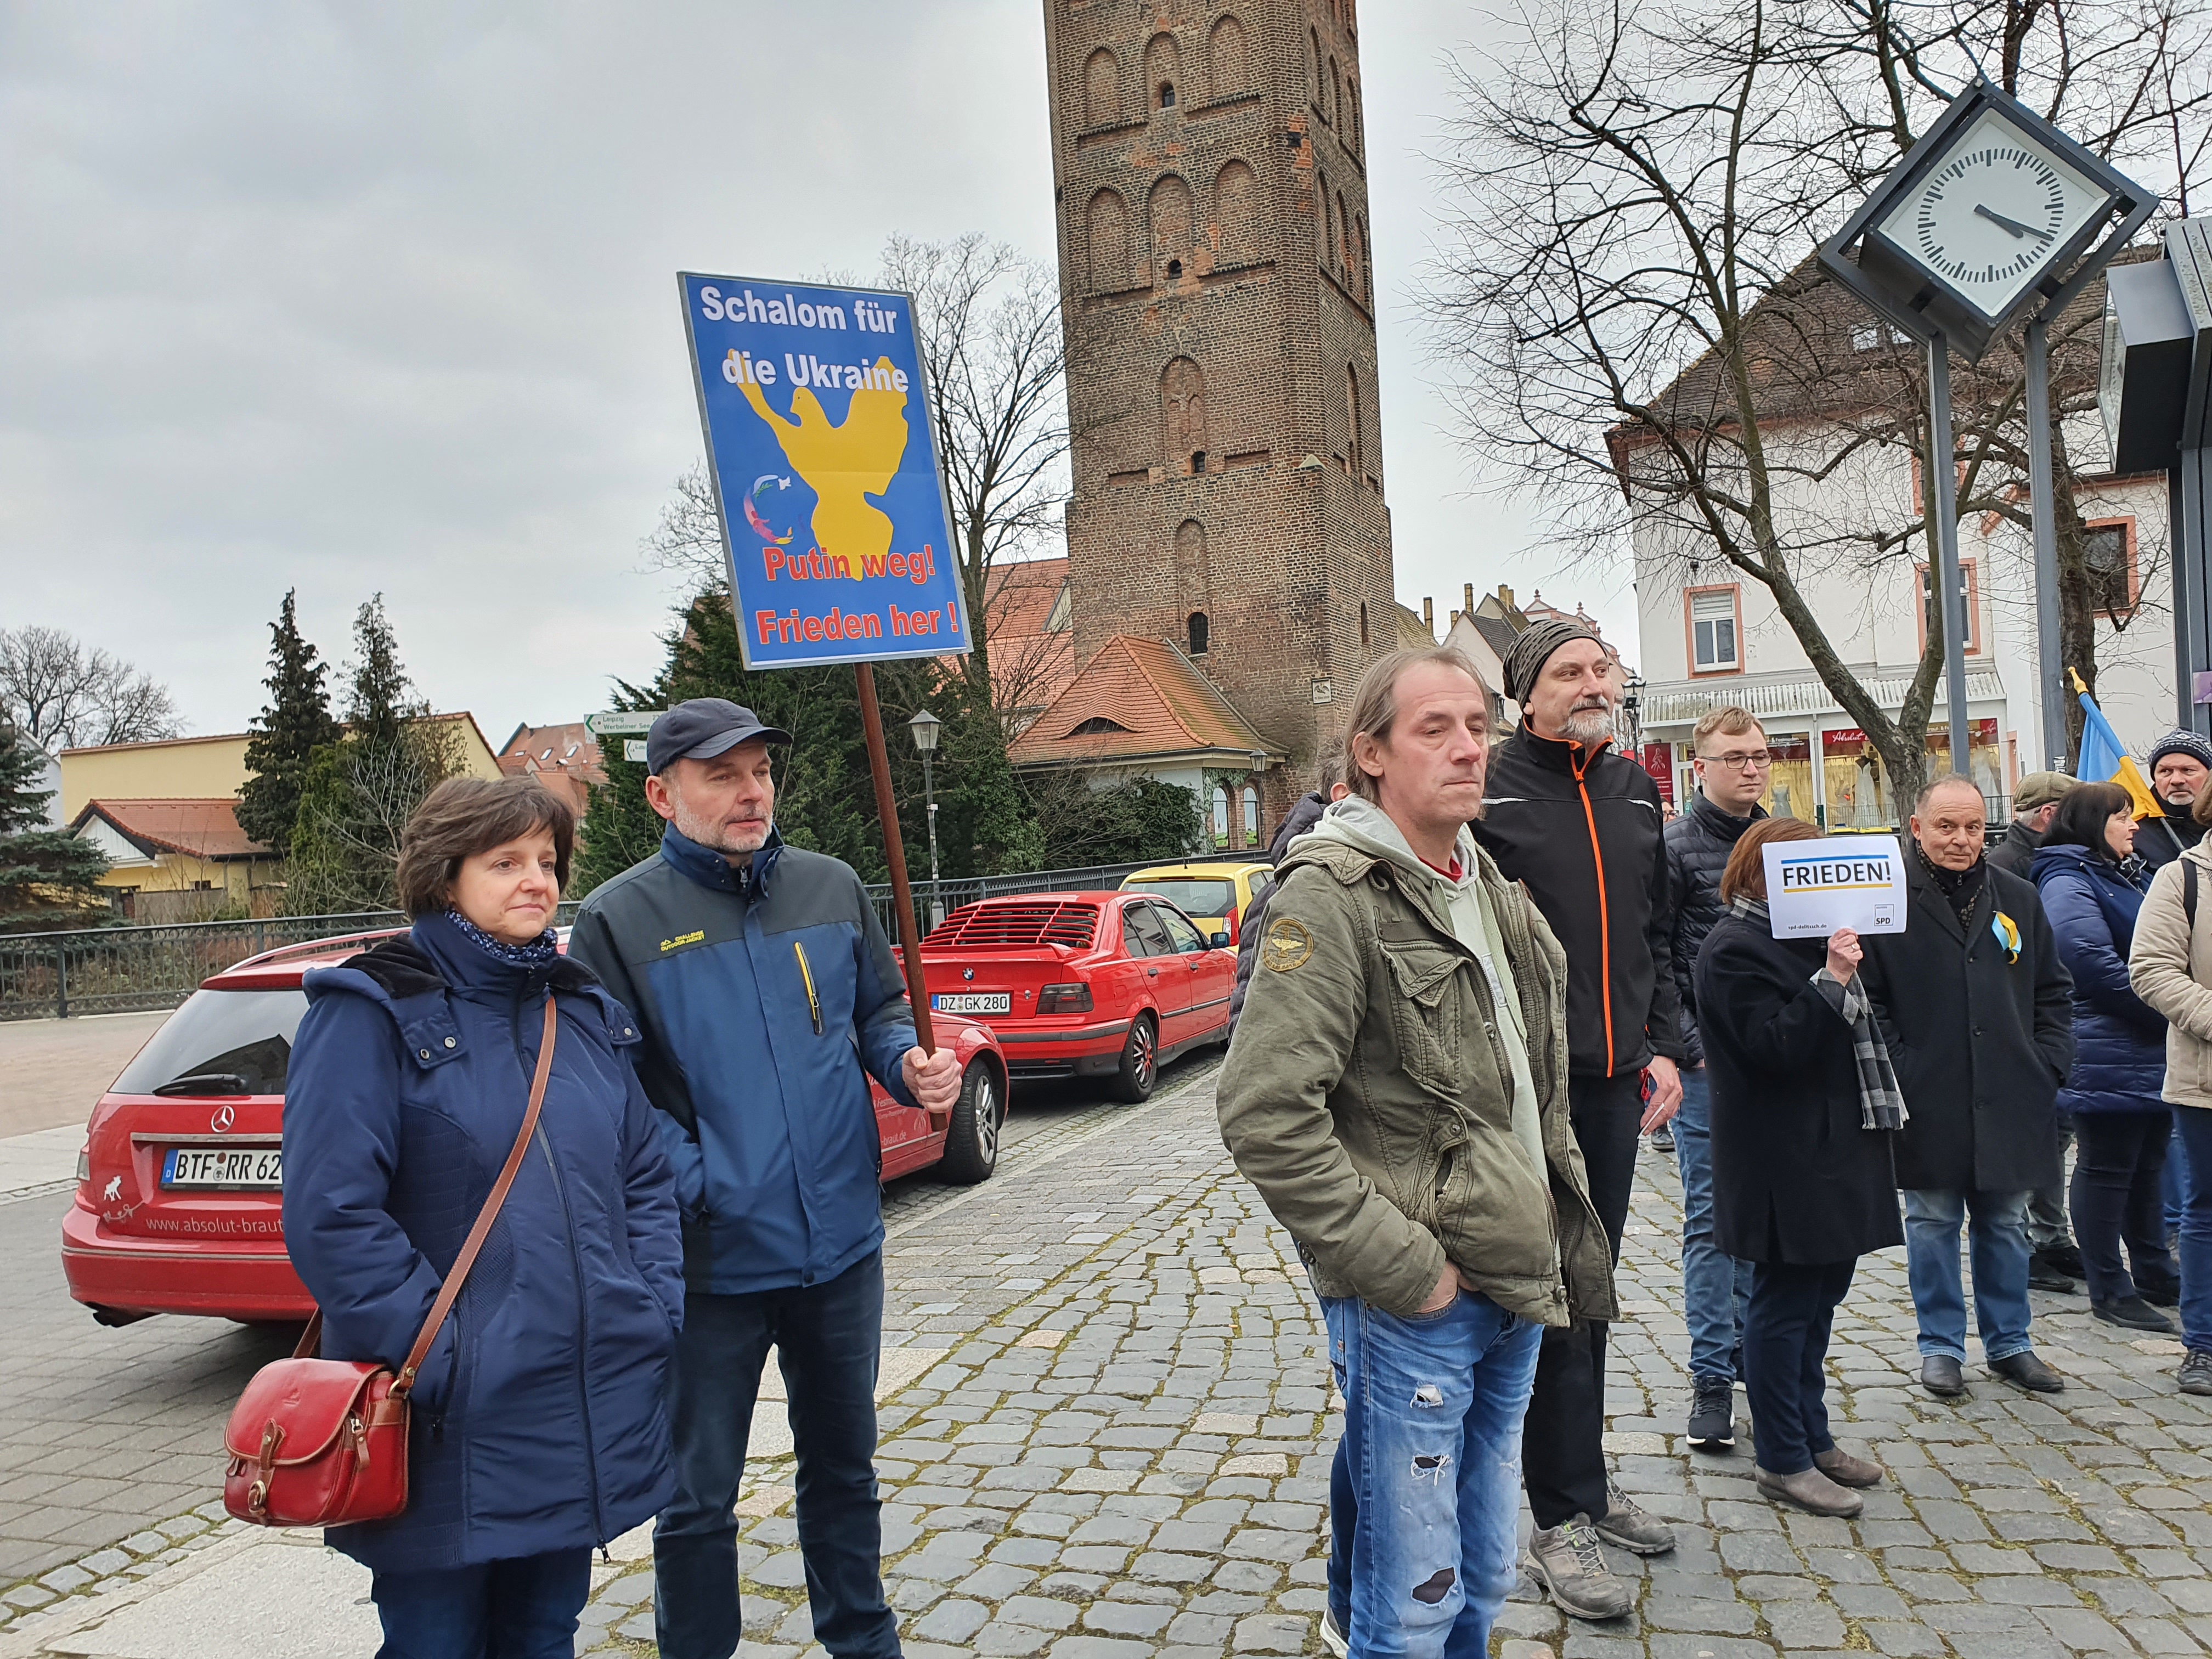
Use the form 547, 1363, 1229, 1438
646, 698, 792, 775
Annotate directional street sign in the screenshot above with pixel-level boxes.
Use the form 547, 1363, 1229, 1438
584, 712, 664, 737
624, 740, 648, 763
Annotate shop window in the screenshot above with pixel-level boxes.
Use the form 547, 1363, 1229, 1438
1687, 586, 1740, 673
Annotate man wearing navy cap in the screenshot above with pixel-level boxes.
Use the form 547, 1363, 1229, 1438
569, 697, 960, 1659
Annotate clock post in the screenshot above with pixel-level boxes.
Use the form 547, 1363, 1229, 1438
1819, 80, 2154, 780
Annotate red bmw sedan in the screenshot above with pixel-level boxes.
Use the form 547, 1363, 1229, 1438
64, 929, 1007, 1327
917, 891, 1235, 1102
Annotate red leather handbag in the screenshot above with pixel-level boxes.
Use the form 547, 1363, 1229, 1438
224, 996, 558, 1527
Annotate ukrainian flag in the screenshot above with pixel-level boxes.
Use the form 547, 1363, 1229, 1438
2070, 668, 2164, 820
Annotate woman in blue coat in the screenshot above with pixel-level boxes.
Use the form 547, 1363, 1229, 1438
2032, 781, 2182, 1333
283, 778, 682, 1659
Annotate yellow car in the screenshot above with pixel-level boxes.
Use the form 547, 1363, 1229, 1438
1119, 861, 1275, 946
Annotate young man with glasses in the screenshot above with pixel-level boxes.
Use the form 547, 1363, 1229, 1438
1662, 708, 1769, 1452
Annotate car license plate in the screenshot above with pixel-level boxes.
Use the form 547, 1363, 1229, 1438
932, 993, 1011, 1014
162, 1147, 283, 1188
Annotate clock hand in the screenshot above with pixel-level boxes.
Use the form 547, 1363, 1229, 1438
1973, 203, 2052, 242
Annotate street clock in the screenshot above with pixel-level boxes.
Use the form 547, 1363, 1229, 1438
1823, 81, 2145, 361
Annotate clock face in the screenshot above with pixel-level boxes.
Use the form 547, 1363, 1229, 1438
1874, 106, 2114, 321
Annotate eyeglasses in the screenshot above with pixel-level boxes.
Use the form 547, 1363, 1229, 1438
1697, 750, 1773, 771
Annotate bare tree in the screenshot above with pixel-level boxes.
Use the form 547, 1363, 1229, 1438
1429, 0, 2212, 799
639, 462, 730, 594
0, 626, 184, 751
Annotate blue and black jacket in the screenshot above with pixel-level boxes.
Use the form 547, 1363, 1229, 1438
281, 910, 682, 1573
565, 823, 919, 1296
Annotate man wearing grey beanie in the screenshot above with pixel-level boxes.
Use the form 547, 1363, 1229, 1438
2142, 730, 2212, 873
1475, 619, 1689, 1620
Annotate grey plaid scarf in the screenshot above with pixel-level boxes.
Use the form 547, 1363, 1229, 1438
1731, 896, 1908, 1131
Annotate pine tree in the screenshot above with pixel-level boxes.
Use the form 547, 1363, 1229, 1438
236, 590, 341, 860
0, 724, 108, 928
346, 595, 415, 743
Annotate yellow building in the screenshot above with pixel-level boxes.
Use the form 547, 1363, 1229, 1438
58, 733, 251, 824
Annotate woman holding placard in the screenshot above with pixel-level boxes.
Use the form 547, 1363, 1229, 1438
2032, 782, 2182, 1333
1696, 818, 1904, 1519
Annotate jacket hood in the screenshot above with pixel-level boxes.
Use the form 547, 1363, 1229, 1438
1302, 794, 1479, 887
659, 820, 785, 896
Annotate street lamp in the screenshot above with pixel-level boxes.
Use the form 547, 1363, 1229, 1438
907, 709, 944, 928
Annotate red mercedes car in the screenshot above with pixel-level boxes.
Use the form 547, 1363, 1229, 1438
917, 891, 1235, 1102
64, 929, 1007, 1327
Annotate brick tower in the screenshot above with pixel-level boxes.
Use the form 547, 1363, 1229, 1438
1040, 0, 1397, 804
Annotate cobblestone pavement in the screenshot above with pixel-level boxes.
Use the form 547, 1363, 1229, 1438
565, 1076, 2211, 1659
0, 1057, 1206, 1624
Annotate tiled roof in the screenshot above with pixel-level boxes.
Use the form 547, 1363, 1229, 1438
983, 557, 1077, 714
499, 720, 607, 786
71, 798, 268, 860
1008, 635, 1283, 768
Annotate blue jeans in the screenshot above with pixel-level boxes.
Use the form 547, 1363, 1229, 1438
2172, 1107, 2212, 1353
1902, 1188, 2034, 1363
1674, 1067, 1752, 1380
1322, 1290, 1542, 1659
370, 1548, 590, 1659
2165, 1124, 2191, 1237
656, 1250, 896, 1659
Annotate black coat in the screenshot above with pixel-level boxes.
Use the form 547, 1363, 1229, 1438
1985, 819, 2042, 881
1228, 789, 1330, 1031
1694, 915, 1904, 1263
1473, 725, 1686, 1077
1664, 792, 1767, 1065
1860, 858, 2073, 1193
2140, 812, 2204, 873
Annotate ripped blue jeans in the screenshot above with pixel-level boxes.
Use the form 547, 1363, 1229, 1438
1322, 1289, 1542, 1659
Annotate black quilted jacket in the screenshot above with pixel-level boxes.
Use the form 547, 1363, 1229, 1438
1664, 792, 1767, 1067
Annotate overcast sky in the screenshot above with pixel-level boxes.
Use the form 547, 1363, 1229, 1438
2, 2, 1634, 744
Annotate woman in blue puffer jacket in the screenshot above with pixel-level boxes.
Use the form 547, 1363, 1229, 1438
2032, 781, 2183, 1334
283, 777, 682, 1659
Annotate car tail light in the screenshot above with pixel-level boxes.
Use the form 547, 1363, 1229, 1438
1037, 983, 1093, 1014
76, 1147, 89, 1184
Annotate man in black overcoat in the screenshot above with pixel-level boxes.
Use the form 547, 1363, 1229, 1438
1860, 776, 2074, 1398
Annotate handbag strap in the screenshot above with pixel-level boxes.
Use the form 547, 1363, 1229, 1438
294, 995, 561, 1389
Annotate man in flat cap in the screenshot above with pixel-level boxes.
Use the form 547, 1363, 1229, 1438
1987, 772, 2075, 882
569, 697, 961, 1659
1474, 619, 1688, 1621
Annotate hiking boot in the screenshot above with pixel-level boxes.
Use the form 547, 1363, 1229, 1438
1523, 1515, 1632, 1621
1688, 1375, 1735, 1452
1813, 1447, 1883, 1488
2041, 1240, 2084, 1279
2094, 1296, 2178, 1334
1920, 1355, 1967, 1397
2181, 1350, 2212, 1397
1990, 1351, 2065, 1393
2027, 1249, 2075, 1292
1596, 1482, 1675, 1555
1757, 1464, 1863, 1517
1318, 1607, 1348, 1658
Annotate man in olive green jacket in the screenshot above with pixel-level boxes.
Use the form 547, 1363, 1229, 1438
1218, 647, 1616, 1658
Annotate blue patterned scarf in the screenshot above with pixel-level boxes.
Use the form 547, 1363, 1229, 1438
445, 909, 559, 969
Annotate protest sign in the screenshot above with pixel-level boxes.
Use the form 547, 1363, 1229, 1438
679, 273, 970, 670
1762, 836, 1910, 939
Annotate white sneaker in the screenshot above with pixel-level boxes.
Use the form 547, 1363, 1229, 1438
1319, 1607, 1349, 1657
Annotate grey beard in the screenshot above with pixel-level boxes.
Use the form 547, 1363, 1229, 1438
1560, 707, 1617, 746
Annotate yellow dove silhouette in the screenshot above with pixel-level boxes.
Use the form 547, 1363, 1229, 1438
740, 359, 908, 579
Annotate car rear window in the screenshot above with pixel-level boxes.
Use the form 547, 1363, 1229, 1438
1124, 879, 1235, 916
111, 989, 308, 1097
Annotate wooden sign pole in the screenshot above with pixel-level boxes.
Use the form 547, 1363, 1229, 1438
855, 662, 938, 1054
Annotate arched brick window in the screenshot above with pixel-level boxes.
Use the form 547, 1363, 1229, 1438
1329, 58, 1342, 128
1144, 31, 1181, 113
1310, 28, 1323, 108
1342, 211, 1363, 297
1214, 160, 1258, 264
1335, 190, 1350, 274
1084, 47, 1119, 127
1160, 358, 1208, 471
1356, 212, 1372, 300
1315, 168, 1330, 266
1243, 786, 1260, 844
1207, 14, 1249, 99
1148, 174, 1192, 285
1347, 363, 1364, 479
1086, 188, 1130, 292
1346, 78, 1362, 152
1188, 612, 1210, 655
1212, 786, 1231, 848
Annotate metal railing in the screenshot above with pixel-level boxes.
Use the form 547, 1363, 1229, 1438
0, 858, 1217, 1020
1, 904, 580, 1022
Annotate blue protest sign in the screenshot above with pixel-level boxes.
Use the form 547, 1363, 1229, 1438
679, 273, 971, 669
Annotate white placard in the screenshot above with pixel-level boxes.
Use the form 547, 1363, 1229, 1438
1762, 836, 1909, 939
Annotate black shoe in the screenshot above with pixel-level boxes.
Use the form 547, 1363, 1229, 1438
1688, 1375, 1735, 1451
2027, 1250, 2075, 1292
2181, 1350, 2212, 1396
2137, 1279, 2181, 1308
1921, 1355, 1966, 1397
1990, 1351, 2065, 1393
2094, 1296, 2179, 1334
2042, 1240, 2084, 1279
